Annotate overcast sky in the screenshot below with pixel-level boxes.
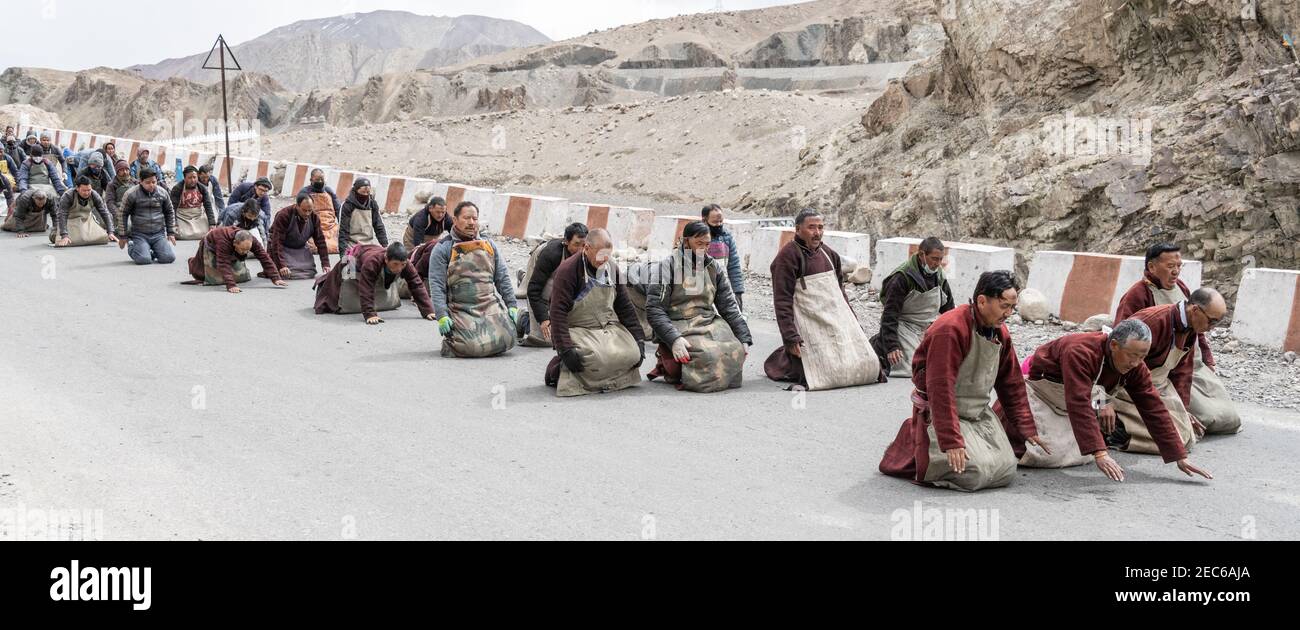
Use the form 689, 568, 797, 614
6, 0, 802, 72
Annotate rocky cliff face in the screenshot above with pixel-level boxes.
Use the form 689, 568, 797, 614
0, 66, 292, 139
761, 0, 1300, 308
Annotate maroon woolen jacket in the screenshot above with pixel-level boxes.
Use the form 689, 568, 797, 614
354, 244, 435, 320
188, 225, 281, 289
1128, 303, 1197, 410
547, 253, 644, 352
1028, 332, 1187, 462
269, 206, 330, 271
1115, 271, 1214, 365
911, 304, 1035, 452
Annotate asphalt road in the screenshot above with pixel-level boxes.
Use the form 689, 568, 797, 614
1, 236, 1297, 540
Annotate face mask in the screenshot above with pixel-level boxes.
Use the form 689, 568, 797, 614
311, 181, 324, 192
924, 263, 941, 275
709, 224, 723, 238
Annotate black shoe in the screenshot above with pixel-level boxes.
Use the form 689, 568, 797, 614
1104, 419, 1131, 450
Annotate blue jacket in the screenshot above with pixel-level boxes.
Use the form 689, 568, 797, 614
708, 229, 745, 294
129, 158, 165, 186
17, 158, 69, 196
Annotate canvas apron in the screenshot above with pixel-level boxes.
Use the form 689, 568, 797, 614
519, 241, 556, 348
626, 284, 654, 344
49, 194, 109, 246
26, 161, 53, 188
556, 272, 642, 397
348, 204, 378, 247
664, 261, 745, 393
623, 261, 655, 343
1148, 284, 1241, 434
337, 255, 401, 314
440, 241, 516, 358
921, 333, 1019, 491
3, 201, 48, 232
791, 251, 879, 390
889, 283, 943, 378
280, 214, 319, 279
1111, 339, 1196, 454
306, 193, 340, 255
202, 244, 252, 285
175, 187, 209, 240
1020, 377, 1112, 468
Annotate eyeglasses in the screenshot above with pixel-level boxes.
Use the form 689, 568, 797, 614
1193, 305, 1222, 327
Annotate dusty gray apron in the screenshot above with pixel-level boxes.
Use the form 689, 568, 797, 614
663, 259, 745, 393
202, 243, 252, 285
556, 268, 642, 397
1020, 375, 1113, 468
1148, 284, 1241, 434
791, 250, 879, 390
49, 194, 109, 246
889, 282, 944, 378
519, 240, 557, 348
3, 198, 49, 233
1112, 335, 1196, 455
338, 258, 402, 314
348, 203, 378, 247
922, 332, 1019, 491
25, 160, 53, 188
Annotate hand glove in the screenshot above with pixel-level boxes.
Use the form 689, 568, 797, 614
671, 337, 691, 363
560, 347, 584, 373
636, 343, 646, 368
508, 306, 519, 324
438, 316, 453, 335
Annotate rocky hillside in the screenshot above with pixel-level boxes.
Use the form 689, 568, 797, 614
443, 0, 943, 73
0, 66, 293, 139
741, 0, 1300, 308
128, 11, 551, 92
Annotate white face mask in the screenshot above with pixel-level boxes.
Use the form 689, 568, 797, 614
924, 264, 941, 274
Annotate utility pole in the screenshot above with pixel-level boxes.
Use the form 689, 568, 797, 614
202, 35, 242, 193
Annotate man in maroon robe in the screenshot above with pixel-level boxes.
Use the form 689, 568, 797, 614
1003, 321, 1212, 481
269, 194, 331, 279
1110, 290, 1228, 452
764, 211, 844, 385
879, 271, 1047, 491
1115, 242, 1237, 436
314, 242, 437, 325
184, 226, 286, 293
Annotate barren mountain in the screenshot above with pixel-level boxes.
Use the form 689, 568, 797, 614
443, 0, 943, 73
128, 11, 551, 92
0, 66, 293, 139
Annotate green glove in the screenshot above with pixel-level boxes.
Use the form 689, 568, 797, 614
508, 307, 519, 324
438, 316, 453, 335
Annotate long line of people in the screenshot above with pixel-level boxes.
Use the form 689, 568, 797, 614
0, 145, 1233, 490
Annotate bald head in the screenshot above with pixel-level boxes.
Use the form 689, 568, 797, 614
1187, 288, 1227, 333
585, 228, 612, 249
584, 228, 614, 267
